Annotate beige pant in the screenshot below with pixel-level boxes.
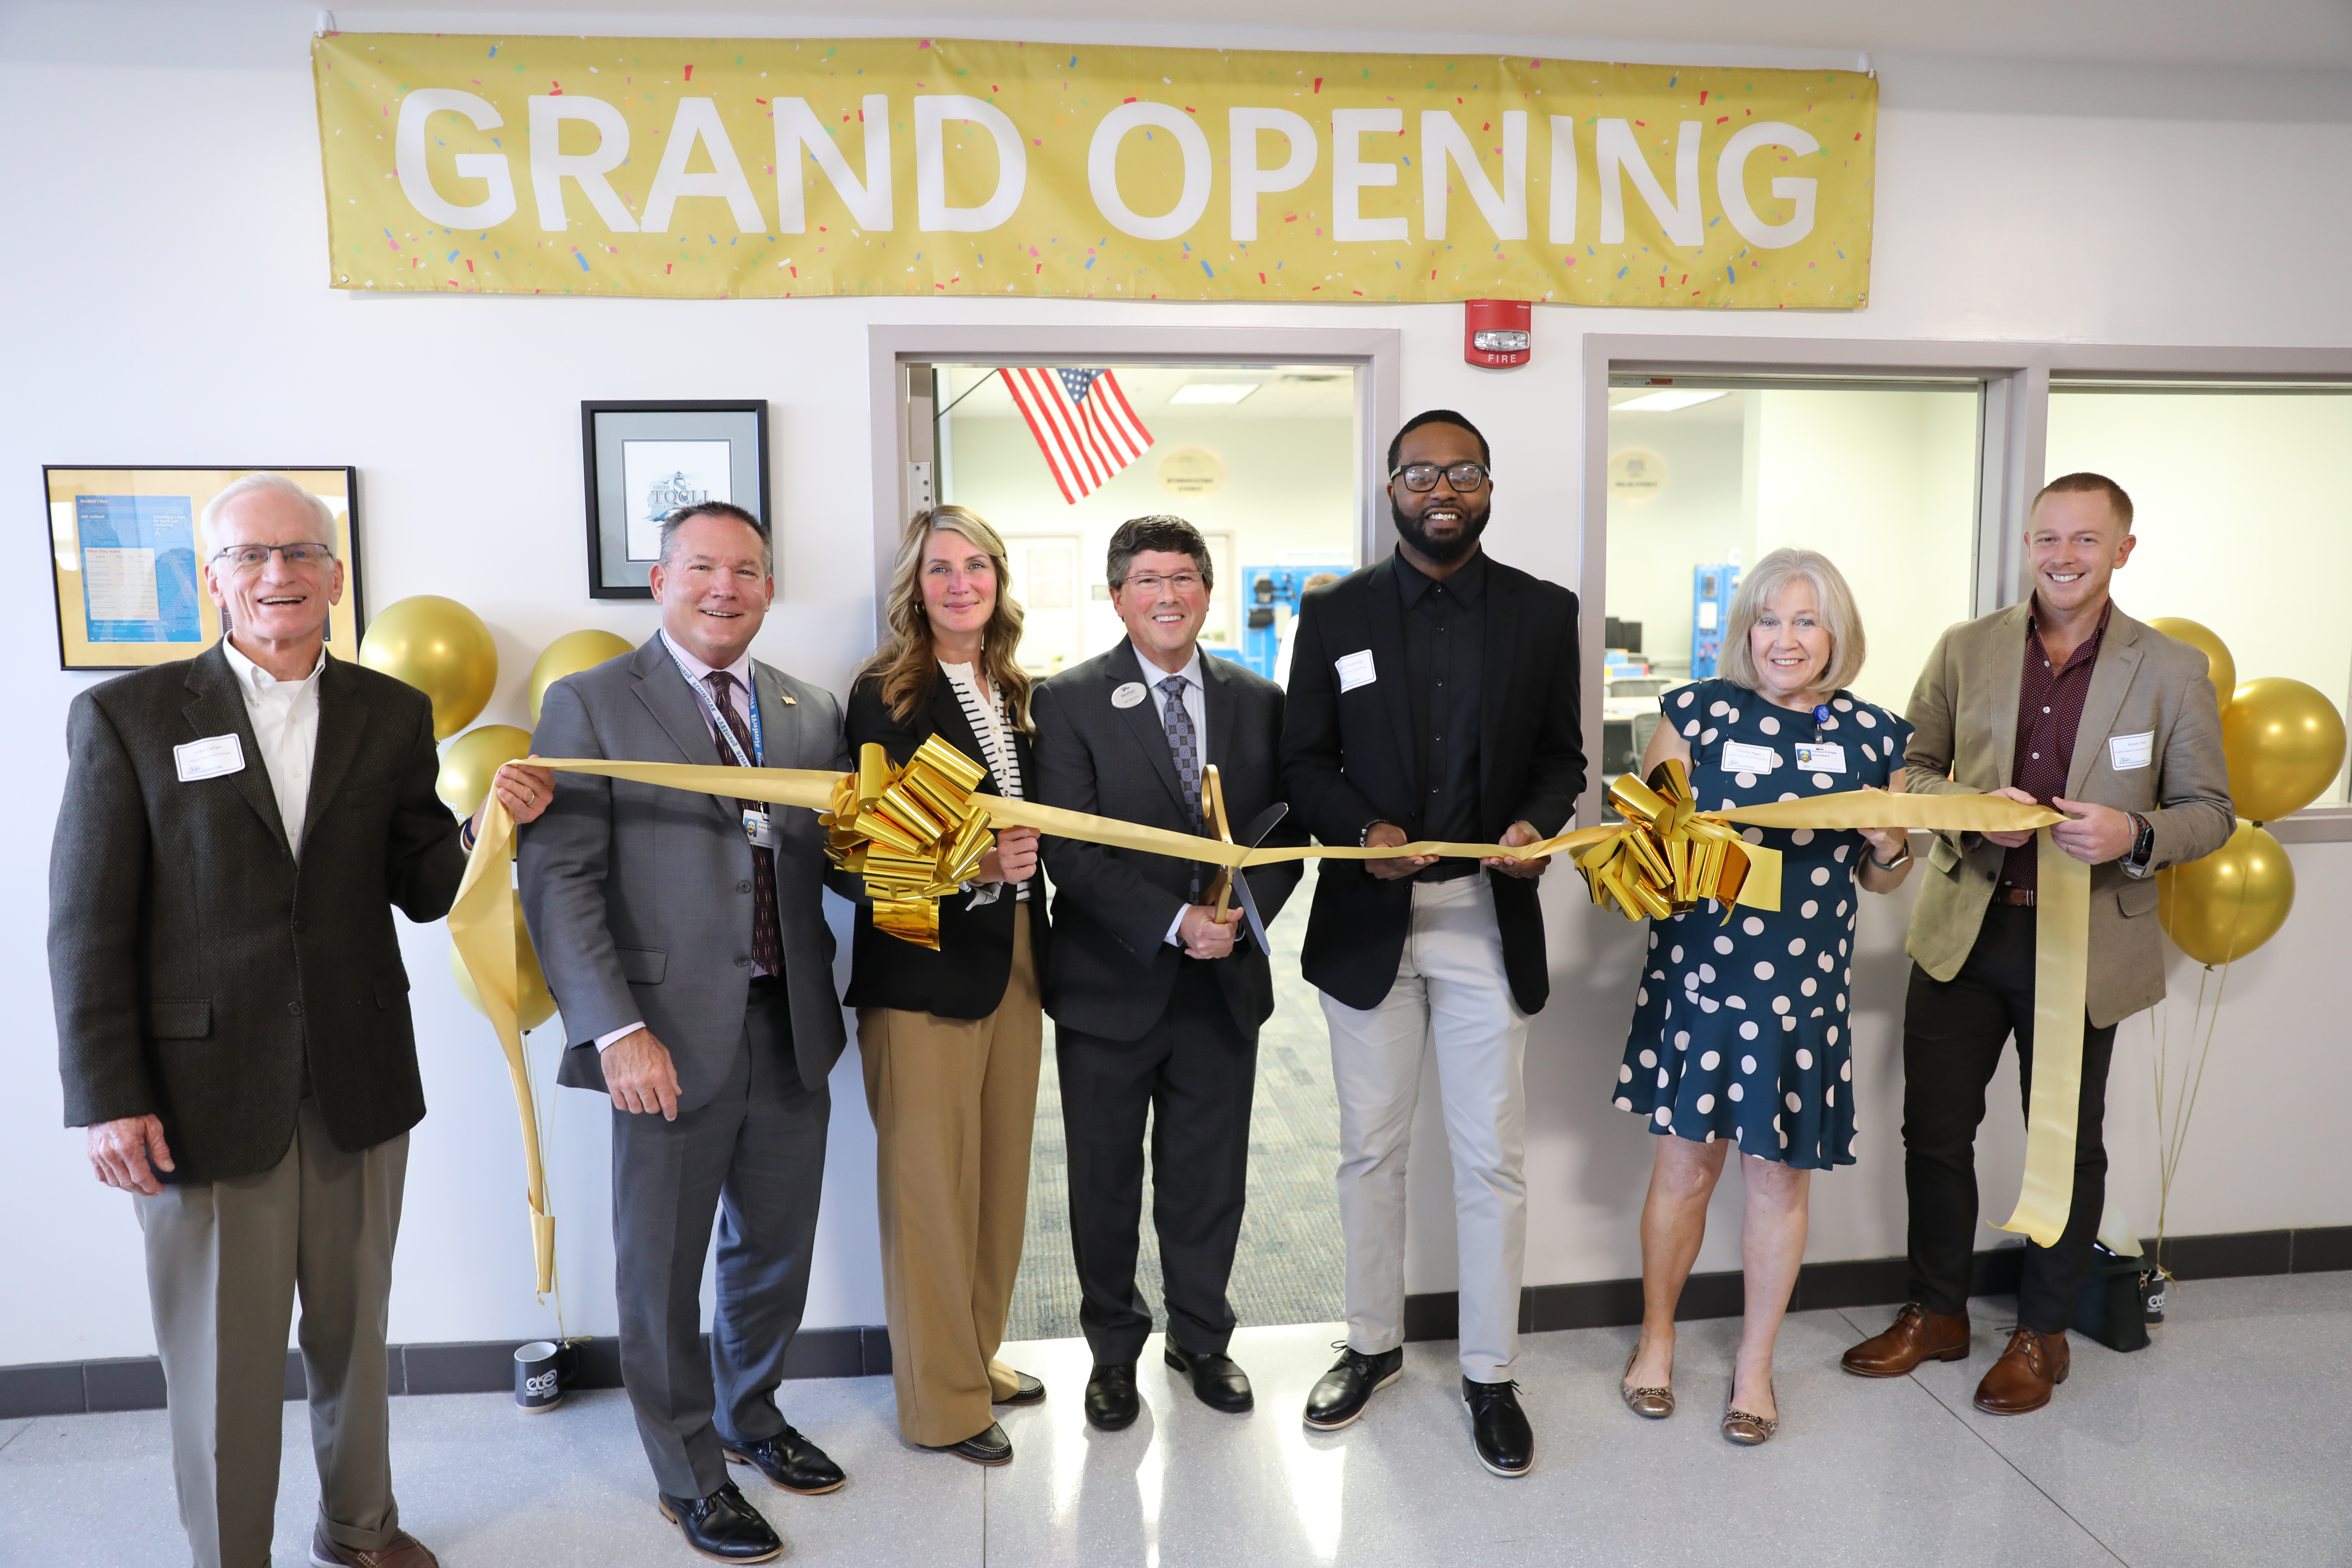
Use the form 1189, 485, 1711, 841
134, 1096, 407, 1568
858, 907, 1042, 1447
1322, 875, 1530, 1382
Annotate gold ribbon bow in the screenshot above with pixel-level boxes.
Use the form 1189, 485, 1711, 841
1573, 759, 1775, 922
821, 737, 997, 949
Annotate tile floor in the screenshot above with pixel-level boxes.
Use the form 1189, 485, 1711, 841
2, 1274, 2344, 1568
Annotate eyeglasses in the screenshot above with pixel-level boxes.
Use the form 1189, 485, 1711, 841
1390, 462, 1491, 492
1119, 572, 1204, 596
211, 543, 336, 574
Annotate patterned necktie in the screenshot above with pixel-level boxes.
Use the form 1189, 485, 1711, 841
707, 672, 783, 976
1160, 675, 1203, 900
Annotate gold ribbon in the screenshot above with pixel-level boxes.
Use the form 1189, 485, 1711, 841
821, 738, 996, 949
451, 750, 2087, 1297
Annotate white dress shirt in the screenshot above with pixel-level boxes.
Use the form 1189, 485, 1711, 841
596, 630, 765, 1052
1138, 643, 1209, 947
220, 636, 326, 856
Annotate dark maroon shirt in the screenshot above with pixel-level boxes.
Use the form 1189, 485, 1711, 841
2000, 597, 2114, 892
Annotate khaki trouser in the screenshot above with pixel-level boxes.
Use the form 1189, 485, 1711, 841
134, 1096, 407, 1568
858, 906, 1042, 1447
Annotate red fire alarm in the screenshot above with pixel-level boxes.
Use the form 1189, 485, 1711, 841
1464, 299, 1531, 368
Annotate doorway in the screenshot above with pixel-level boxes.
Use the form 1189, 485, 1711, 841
875, 331, 1398, 1342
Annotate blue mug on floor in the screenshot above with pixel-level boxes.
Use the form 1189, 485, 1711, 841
514, 1341, 564, 1413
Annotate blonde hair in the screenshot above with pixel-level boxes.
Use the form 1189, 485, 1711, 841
860, 505, 1035, 733
1717, 547, 1866, 695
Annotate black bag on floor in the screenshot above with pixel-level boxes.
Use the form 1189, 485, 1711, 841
2070, 1243, 2153, 1352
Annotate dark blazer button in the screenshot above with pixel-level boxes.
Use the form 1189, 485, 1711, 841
734, 955, 750, 967
287, 1001, 303, 1016
737, 880, 752, 893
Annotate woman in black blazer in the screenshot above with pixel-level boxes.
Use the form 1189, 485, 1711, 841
846, 505, 1050, 1468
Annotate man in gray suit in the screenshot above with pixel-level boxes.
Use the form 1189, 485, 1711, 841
51, 471, 551, 1568
522, 502, 850, 1566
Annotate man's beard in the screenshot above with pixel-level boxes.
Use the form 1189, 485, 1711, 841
1391, 494, 1491, 564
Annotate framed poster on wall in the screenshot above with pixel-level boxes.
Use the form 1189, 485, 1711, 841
581, 401, 770, 600
44, 466, 363, 672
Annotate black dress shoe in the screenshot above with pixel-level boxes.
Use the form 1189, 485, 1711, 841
1163, 1340, 1254, 1413
1462, 1378, 1533, 1478
722, 1424, 847, 1495
927, 1420, 1013, 1466
1085, 1363, 1140, 1431
995, 1370, 1047, 1407
1302, 1343, 1404, 1431
655, 1481, 783, 1563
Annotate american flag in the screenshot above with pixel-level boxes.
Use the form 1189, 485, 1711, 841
1003, 367, 1155, 503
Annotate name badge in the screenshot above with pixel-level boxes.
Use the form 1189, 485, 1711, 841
175, 734, 246, 782
1111, 681, 1148, 710
1721, 739, 1780, 774
1335, 649, 1377, 693
742, 807, 776, 849
1793, 742, 1847, 773
2108, 730, 2154, 771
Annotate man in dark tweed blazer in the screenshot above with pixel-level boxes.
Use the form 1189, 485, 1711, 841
48, 473, 549, 1568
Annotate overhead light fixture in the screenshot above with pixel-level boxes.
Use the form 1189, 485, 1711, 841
1170, 382, 1260, 405
1611, 390, 1730, 413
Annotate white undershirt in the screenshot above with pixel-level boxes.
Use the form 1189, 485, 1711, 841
220, 637, 325, 856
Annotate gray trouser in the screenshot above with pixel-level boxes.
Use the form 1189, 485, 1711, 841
1321, 875, 1531, 1382
611, 990, 831, 1499
135, 1097, 407, 1568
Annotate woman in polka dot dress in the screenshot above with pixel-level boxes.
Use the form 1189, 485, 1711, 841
1612, 548, 1915, 1444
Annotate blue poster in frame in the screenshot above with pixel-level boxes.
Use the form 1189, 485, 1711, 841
75, 495, 202, 644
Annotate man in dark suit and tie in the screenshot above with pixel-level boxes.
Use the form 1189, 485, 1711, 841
1030, 515, 1306, 1432
1281, 411, 1584, 1478
521, 502, 850, 1565
50, 471, 552, 1568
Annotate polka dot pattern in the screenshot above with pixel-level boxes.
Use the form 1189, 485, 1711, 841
1608, 676, 1913, 1171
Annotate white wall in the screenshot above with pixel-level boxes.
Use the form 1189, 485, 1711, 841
6, 3, 2352, 1366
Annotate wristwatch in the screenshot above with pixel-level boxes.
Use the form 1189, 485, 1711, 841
1869, 835, 1913, 872
2122, 811, 2157, 878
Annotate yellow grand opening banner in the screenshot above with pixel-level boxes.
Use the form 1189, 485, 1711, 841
313, 33, 1874, 307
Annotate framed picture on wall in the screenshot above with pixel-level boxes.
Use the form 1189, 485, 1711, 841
43, 465, 363, 672
582, 400, 770, 600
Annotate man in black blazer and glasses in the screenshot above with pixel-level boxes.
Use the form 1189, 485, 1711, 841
1280, 411, 1584, 1478
1032, 515, 1306, 1434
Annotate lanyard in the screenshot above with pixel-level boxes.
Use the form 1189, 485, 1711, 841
664, 636, 763, 770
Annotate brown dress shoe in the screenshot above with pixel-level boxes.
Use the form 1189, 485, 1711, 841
1974, 1327, 2070, 1415
1841, 1302, 1970, 1377
310, 1524, 441, 1567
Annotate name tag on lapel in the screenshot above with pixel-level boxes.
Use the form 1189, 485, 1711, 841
175, 734, 246, 782
2108, 730, 2154, 771
1335, 650, 1377, 693
1112, 681, 1148, 709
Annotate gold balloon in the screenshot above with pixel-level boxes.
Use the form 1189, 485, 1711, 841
530, 629, 636, 726
2145, 617, 2236, 714
360, 595, 498, 740
2221, 676, 2348, 823
2157, 820, 2295, 966
436, 724, 533, 818
449, 891, 558, 1032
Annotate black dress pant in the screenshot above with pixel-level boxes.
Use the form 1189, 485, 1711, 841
1902, 904, 2119, 1334
1057, 961, 1258, 1366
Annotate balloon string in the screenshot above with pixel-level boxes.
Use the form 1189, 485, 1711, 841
2154, 864, 2247, 1279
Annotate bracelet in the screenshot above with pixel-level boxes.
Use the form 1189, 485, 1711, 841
1869, 838, 1912, 871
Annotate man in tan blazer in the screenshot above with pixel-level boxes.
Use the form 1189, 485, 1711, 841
1842, 472, 2232, 1415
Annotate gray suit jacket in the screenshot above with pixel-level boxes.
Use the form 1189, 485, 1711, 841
1903, 602, 2234, 1028
49, 645, 465, 1180
520, 635, 850, 1103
